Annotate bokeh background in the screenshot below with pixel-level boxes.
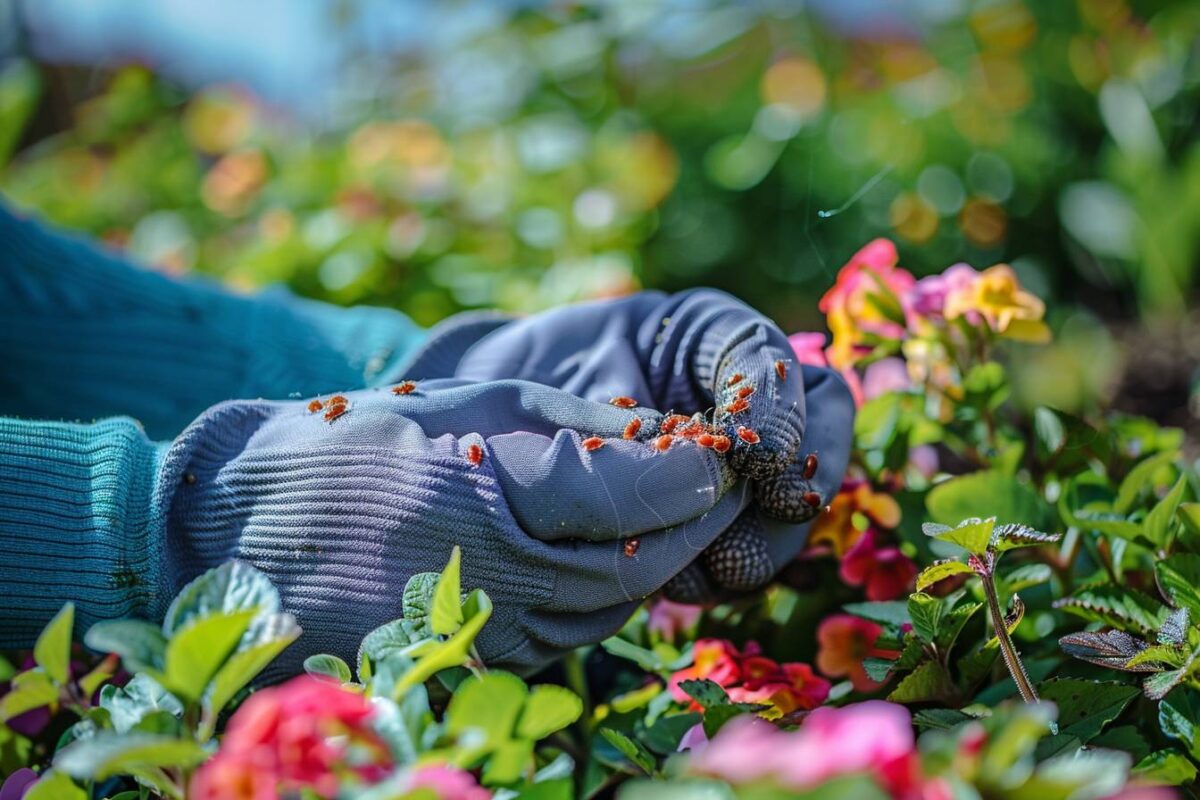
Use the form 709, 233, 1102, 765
0, 0, 1197, 433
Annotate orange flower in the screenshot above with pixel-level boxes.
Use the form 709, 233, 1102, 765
943, 263, 1049, 342
807, 480, 902, 557
669, 640, 829, 718
669, 639, 743, 705
816, 614, 899, 692
819, 239, 916, 370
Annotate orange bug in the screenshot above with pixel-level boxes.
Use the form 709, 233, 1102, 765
307, 399, 324, 413
391, 381, 417, 395
623, 418, 642, 439
736, 426, 760, 445
624, 538, 641, 557
323, 402, 348, 423
725, 398, 750, 415
736, 385, 755, 400
660, 414, 689, 434
712, 435, 732, 453
803, 453, 819, 480
466, 443, 484, 466
678, 422, 705, 439
803, 491, 822, 507
582, 436, 604, 452
727, 373, 744, 387
609, 396, 638, 409
697, 433, 716, 448
653, 434, 674, 452
775, 360, 787, 381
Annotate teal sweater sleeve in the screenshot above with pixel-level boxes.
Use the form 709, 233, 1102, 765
0, 203, 428, 440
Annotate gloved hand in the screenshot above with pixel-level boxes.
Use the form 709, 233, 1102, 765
393, 290, 856, 600
158, 380, 751, 673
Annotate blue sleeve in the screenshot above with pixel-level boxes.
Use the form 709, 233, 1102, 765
0, 203, 428, 439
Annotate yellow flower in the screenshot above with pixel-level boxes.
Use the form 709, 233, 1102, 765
807, 481, 902, 558
944, 264, 1050, 342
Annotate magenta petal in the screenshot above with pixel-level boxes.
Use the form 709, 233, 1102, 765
0, 769, 38, 800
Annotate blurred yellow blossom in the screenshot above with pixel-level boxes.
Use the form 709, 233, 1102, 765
808, 480, 902, 558
944, 264, 1050, 342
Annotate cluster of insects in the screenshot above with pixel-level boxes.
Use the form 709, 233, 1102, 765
307, 394, 350, 423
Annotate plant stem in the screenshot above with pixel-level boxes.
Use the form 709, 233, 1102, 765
981, 573, 1039, 704
563, 647, 592, 738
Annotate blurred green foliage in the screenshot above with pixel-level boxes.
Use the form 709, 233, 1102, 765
0, 0, 1197, 331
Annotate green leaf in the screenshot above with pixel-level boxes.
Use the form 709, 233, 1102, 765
162, 609, 256, 703
0, 670, 59, 721
84, 619, 167, 674
1125, 644, 1188, 670
1073, 511, 1146, 543
305, 654, 352, 683
922, 518, 994, 556
369, 688, 432, 766
517, 684, 582, 740
54, 732, 207, 780
927, 472, 1049, 531
23, 770, 86, 800
936, 601, 983, 654
913, 708, 976, 730
446, 671, 527, 749
357, 618, 425, 680
1037, 679, 1139, 743
1145, 475, 1188, 549
887, 662, 954, 704
916, 559, 974, 591
991, 522, 1062, 552
402, 572, 439, 629
701, 704, 747, 739
1179, 503, 1200, 538
644, 712, 703, 755
1133, 750, 1197, 785
1054, 585, 1168, 635
1158, 689, 1200, 760
854, 393, 901, 451
907, 592, 943, 645
863, 657, 896, 683
1156, 554, 1200, 618
431, 546, 465, 636
678, 679, 729, 710
599, 728, 656, 775
203, 614, 300, 730
34, 603, 73, 685
393, 588, 493, 696
1116, 450, 1178, 514
600, 637, 665, 672
1145, 668, 1190, 701
1000, 563, 1053, 593
483, 737, 534, 785
162, 561, 280, 636
842, 601, 911, 628
1059, 630, 1155, 672
100, 674, 183, 734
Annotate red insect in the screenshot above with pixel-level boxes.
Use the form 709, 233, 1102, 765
391, 381, 417, 395
725, 398, 750, 415
323, 402, 348, 423
653, 434, 674, 452
307, 399, 324, 413
609, 396, 638, 409
328, 394, 349, 406
736, 385, 755, 400
623, 418, 642, 439
711, 435, 732, 453
678, 422, 705, 439
660, 414, 689, 434
624, 538, 641, 557
803, 453, 819, 480
727, 373, 744, 387
582, 436, 605, 452
697, 433, 716, 448
466, 443, 484, 466
775, 360, 787, 381
803, 491, 822, 507
736, 426, 760, 445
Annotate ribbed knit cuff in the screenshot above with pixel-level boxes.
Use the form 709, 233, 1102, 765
0, 417, 166, 646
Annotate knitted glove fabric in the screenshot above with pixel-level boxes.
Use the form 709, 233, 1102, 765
0, 203, 426, 439
0, 381, 749, 674
395, 291, 856, 597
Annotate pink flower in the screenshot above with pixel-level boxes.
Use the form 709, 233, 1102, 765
405, 765, 491, 800
677, 722, 710, 753
862, 357, 911, 401
908, 445, 939, 481
647, 598, 702, 642
840, 528, 919, 601
690, 702, 924, 798
907, 264, 979, 324
190, 676, 393, 800
0, 769, 37, 800
819, 239, 916, 370
788, 332, 830, 367
816, 615, 899, 692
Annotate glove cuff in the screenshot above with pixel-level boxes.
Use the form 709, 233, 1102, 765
0, 417, 166, 645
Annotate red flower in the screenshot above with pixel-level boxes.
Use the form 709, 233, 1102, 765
190, 676, 393, 800
670, 640, 828, 717
840, 528, 919, 601
728, 662, 831, 716
818, 239, 916, 370
816, 615, 899, 692
669, 639, 743, 705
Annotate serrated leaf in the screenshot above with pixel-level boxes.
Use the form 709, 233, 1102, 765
402, 572, 439, 627
1156, 554, 1200, 618
518, 685, 582, 740
887, 662, 954, 703
304, 654, 352, 683
1037, 679, 1139, 743
1125, 644, 1188, 670
991, 523, 1062, 552
1145, 668, 1190, 701
1159, 608, 1190, 646
907, 593, 943, 645
1054, 586, 1168, 635
599, 728, 656, 775
922, 517, 995, 556
84, 619, 167, 675
916, 559, 974, 591
1060, 629, 1155, 672
34, 603, 73, 685
162, 561, 280, 637
1145, 475, 1188, 549
431, 546, 465, 636
1133, 750, 1197, 785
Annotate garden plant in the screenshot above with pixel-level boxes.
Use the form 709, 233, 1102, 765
1, 240, 1196, 799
